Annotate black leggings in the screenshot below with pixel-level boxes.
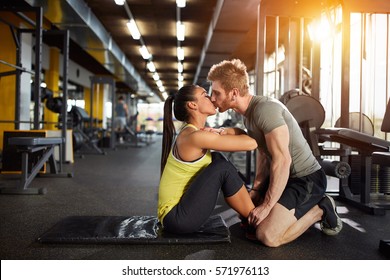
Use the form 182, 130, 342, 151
162, 152, 244, 234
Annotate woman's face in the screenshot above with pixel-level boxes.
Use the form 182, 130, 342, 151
194, 86, 217, 116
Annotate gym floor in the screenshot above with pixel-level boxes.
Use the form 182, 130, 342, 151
0, 135, 389, 260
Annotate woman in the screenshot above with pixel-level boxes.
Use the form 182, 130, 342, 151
158, 84, 257, 234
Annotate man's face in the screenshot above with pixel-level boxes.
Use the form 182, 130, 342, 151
210, 80, 232, 113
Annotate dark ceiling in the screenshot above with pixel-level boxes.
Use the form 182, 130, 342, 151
18, 0, 259, 102
83, 0, 219, 97
80, 0, 259, 101
1, 0, 261, 102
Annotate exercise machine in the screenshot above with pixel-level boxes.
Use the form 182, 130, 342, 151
69, 106, 106, 156
282, 92, 390, 215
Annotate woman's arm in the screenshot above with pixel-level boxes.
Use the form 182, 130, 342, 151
201, 126, 247, 135
189, 130, 257, 152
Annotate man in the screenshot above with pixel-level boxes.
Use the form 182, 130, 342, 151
115, 95, 129, 143
207, 59, 342, 247
115, 95, 129, 133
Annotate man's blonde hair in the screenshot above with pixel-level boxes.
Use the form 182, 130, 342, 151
207, 59, 249, 96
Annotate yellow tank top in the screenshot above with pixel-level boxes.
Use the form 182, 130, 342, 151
157, 124, 212, 223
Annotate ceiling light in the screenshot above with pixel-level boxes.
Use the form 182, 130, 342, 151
178, 74, 184, 82
176, 21, 185, 41
126, 19, 141, 40
178, 62, 183, 73
177, 47, 184, 61
176, 0, 186, 8
162, 92, 168, 100
139, 45, 151, 60
156, 80, 163, 88
114, 0, 125, 5
159, 86, 165, 92
147, 61, 156, 72
178, 81, 184, 88
152, 72, 159, 81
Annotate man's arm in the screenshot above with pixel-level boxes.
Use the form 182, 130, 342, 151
124, 103, 129, 117
249, 148, 269, 205
248, 124, 292, 226
252, 148, 269, 190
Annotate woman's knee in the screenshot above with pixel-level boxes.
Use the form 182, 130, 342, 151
211, 153, 235, 171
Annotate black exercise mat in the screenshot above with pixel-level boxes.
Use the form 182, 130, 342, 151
37, 215, 230, 244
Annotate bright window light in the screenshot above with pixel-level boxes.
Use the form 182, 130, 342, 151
176, 0, 186, 8
307, 16, 332, 42
105, 102, 112, 118
114, 0, 125, 5
126, 19, 141, 40
177, 47, 184, 61
139, 45, 151, 60
147, 61, 156, 72
176, 21, 185, 41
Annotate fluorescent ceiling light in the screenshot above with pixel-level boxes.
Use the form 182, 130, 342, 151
176, 0, 186, 8
178, 74, 184, 82
178, 62, 183, 73
177, 47, 184, 61
126, 19, 141, 40
139, 45, 151, 60
114, 0, 125, 5
162, 92, 168, 100
152, 72, 159, 81
178, 81, 184, 88
156, 80, 163, 88
159, 86, 165, 92
176, 21, 185, 41
147, 61, 156, 72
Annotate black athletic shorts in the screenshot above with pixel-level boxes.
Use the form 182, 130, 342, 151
259, 168, 326, 219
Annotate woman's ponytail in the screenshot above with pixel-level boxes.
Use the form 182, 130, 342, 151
160, 94, 175, 175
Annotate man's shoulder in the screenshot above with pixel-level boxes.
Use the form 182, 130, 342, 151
250, 96, 282, 112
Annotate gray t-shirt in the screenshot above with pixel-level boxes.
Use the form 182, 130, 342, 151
244, 95, 320, 178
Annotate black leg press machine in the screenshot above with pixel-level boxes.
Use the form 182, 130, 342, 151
282, 93, 390, 257
0, 136, 73, 195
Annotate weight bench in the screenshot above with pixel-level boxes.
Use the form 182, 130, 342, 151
0, 137, 72, 195
316, 128, 390, 215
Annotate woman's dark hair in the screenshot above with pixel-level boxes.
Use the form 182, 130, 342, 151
160, 85, 198, 175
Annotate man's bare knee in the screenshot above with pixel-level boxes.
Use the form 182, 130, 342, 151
256, 227, 282, 248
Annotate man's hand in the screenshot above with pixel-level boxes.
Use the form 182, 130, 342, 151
200, 127, 226, 135
249, 189, 263, 206
248, 203, 271, 227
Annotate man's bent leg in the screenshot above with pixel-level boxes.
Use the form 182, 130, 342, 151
256, 203, 323, 247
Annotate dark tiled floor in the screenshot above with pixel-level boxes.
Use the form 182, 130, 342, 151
0, 135, 389, 260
